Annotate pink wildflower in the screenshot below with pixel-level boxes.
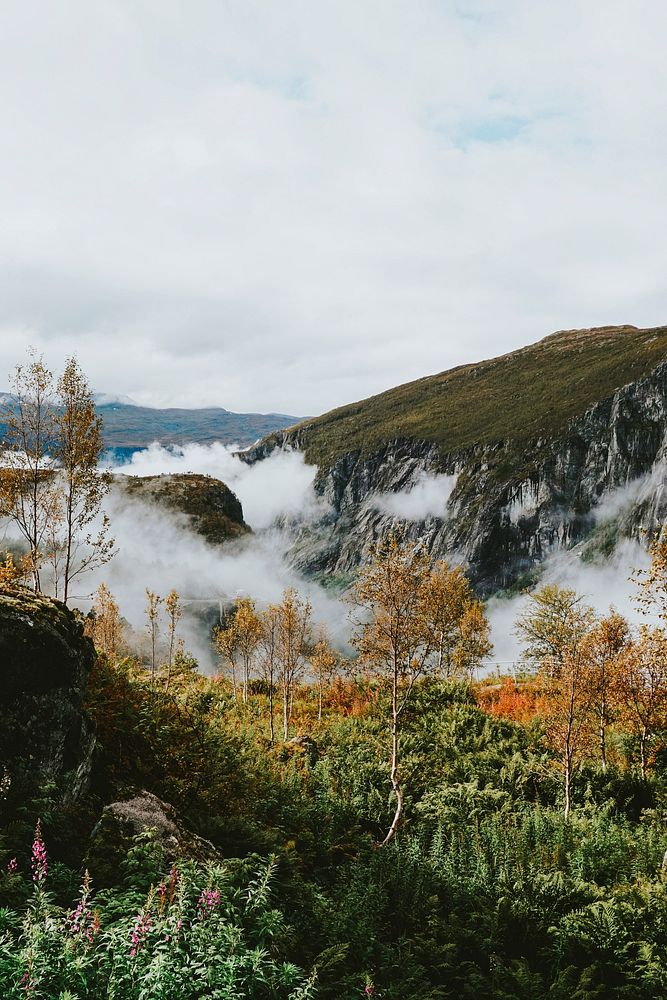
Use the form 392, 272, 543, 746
6, 858, 17, 874
31, 820, 47, 883
130, 909, 153, 958
64, 870, 99, 945
196, 887, 222, 919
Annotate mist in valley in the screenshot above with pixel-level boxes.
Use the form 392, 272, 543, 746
66, 447, 667, 672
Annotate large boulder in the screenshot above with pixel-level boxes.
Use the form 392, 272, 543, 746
87, 790, 218, 883
0, 587, 96, 802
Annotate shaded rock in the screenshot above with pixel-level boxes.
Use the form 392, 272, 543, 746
281, 735, 319, 766
117, 472, 251, 542
88, 790, 218, 880
0, 587, 96, 802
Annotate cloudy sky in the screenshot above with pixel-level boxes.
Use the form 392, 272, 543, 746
1, 1, 666, 414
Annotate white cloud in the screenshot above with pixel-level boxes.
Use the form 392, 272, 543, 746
370, 472, 457, 521
1, 2, 667, 413
111, 442, 326, 530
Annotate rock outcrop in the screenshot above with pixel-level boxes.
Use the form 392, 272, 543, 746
117, 473, 250, 543
87, 790, 219, 882
0, 588, 96, 801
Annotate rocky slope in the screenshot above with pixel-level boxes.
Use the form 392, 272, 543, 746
250, 326, 667, 593
0, 588, 96, 802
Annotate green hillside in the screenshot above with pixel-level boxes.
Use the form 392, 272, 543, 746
290, 325, 667, 467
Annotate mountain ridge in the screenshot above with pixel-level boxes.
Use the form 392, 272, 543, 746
263, 324, 667, 469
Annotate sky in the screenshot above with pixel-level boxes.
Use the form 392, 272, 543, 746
1, 1, 667, 415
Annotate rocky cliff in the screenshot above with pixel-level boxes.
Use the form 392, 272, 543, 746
249, 326, 667, 594
0, 588, 96, 802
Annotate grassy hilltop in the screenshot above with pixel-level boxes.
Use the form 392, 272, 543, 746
287, 325, 667, 467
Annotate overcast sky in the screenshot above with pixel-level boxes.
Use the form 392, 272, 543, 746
1, 1, 666, 414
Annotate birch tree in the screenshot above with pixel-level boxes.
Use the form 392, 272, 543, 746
54, 357, 114, 602
617, 627, 667, 778
275, 588, 312, 740
0, 354, 59, 591
352, 533, 435, 846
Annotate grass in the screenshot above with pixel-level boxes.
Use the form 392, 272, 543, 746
281, 325, 667, 469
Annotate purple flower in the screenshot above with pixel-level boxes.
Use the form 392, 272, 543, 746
31, 821, 47, 883
196, 887, 222, 919
130, 910, 153, 958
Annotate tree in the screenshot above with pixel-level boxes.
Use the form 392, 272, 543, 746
213, 616, 240, 699
309, 627, 339, 721
164, 589, 183, 693
85, 582, 124, 660
0, 354, 59, 591
541, 643, 596, 820
634, 528, 667, 621
617, 626, 667, 778
421, 560, 481, 676
54, 357, 114, 602
145, 590, 163, 687
258, 604, 281, 742
515, 584, 594, 675
452, 599, 492, 679
352, 533, 436, 845
581, 610, 628, 772
232, 597, 263, 704
0, 551, 31, 589
274, 588, 312, 740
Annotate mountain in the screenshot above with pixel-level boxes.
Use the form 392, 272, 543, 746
0, 398, 302, 457
250, 324, 667, 593
96, 402, 302, 457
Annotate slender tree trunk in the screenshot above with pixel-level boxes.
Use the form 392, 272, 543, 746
599, 698, 607, 774
564, 749, 572, 822
268, 674, 275, 744
318, 677, 323, 721
640, 724, 648, 779
381, 658, 403, 846
283, 682, 289, 740
231, 660, 237, 701
243, 658, 248, 704
63, 483, 74, 604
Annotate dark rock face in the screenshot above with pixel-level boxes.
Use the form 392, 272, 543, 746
0, 588, 96, 801
117, 473, 250, 542
270, 362, 667, 594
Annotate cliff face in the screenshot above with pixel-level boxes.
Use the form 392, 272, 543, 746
0, 588, 96, 802
253, 349, 667, 595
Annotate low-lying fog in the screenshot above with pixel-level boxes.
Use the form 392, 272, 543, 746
1, 441, 658, 674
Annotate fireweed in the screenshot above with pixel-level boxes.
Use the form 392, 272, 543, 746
0, 829, 316, 999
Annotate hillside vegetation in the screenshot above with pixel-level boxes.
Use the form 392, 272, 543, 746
287, 325, 667, 468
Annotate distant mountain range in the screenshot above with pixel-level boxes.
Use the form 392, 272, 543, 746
0, 396, 302, 459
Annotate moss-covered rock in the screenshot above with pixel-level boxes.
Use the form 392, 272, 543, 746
87, 790, 219, 884
118, 473, 250, 542
0, 587, 96, 802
